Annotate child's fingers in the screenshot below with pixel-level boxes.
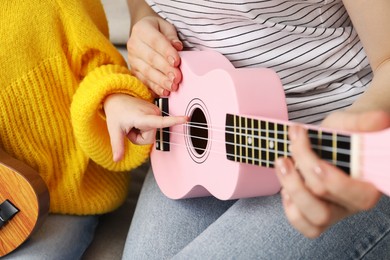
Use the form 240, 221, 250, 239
106, 124, 126, 162
139, 115, 188, 130
126, 114, 187, 145
127, 129, 156, 145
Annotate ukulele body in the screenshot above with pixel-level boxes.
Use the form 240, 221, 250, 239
0, 149, 49, 257
151, 51, 288, 200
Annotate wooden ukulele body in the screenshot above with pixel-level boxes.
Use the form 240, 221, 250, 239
0, 148, 49, 257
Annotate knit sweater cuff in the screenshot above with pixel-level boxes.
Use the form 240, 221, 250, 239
71, 64, 153, 171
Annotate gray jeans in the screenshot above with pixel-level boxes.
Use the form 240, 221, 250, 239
3, 214, 98, 260
123, 168, 390, 259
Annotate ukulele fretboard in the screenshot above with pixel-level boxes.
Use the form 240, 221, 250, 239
225, 114, 351, 174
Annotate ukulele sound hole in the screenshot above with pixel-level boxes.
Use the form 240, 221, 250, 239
189, 108, 208, 155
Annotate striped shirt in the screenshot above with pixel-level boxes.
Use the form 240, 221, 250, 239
146, 0, 372, 124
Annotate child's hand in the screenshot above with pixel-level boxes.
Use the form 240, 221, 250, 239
104, 93, 187, 162
275, 110, 390, 238
127, 16, 183, 96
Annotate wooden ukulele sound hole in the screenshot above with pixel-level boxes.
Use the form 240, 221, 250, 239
189, 108, 208, 156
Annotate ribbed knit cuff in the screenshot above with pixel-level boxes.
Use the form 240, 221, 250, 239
71, 64, 153, 171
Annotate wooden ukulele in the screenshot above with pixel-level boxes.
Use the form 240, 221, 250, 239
151, 50, 390, 200
0, 148, 49, 257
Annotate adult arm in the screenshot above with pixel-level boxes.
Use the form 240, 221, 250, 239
127, 0, 157, 29
342, 0, 390, 113
275, 0, 390, 238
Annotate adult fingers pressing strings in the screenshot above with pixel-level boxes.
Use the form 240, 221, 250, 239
275, 120, 384, 238
274, 110, 390, 237
127, 15, 183, 97
104, 93, 187, 162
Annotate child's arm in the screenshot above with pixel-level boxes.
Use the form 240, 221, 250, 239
103, 93, 187, 162
63, 0, 187, 173
275, 0, 390, 238
127, 0, 183, 96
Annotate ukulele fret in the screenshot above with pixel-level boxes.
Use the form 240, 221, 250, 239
335, 133, 351, 173
260, 120, 267, 167
246, 118, 254, 165
274, 123, 279, 159
232, 115, 236, 162
243, 117, 247, 164
256, 119, 261, 165
254, 119, 260, 164
240, 116, 245, 164
278, 124, 288, 158
318, 130, 322, 157
332, 133, 337, 164
308, 129, 351, 174
265, 121, 269, 167
266, 122, 275, 167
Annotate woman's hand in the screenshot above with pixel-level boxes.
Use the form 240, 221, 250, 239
104, 93, 187, 162
127, 16, 183, 96
275, 110, 390, 238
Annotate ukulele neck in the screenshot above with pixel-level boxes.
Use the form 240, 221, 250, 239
225, 114, 352, 174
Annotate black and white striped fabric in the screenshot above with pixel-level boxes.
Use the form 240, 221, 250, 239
146, 0, 372, 124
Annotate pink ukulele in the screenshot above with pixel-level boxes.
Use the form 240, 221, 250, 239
151, 50, 390, 200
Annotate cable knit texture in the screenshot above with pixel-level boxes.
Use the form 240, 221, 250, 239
0, 0, 153, 214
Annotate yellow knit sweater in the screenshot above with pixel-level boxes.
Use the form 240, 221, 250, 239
0, 0, 153, 214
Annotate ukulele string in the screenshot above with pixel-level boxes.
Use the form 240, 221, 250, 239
161, 111, 351, 143
155, 138, 352, 169
157, 124, 352, 168
163, 121, 352, 156
161, 111, 350, 141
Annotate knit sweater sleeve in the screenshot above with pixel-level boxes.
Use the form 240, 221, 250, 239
71, 59, 153, 172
